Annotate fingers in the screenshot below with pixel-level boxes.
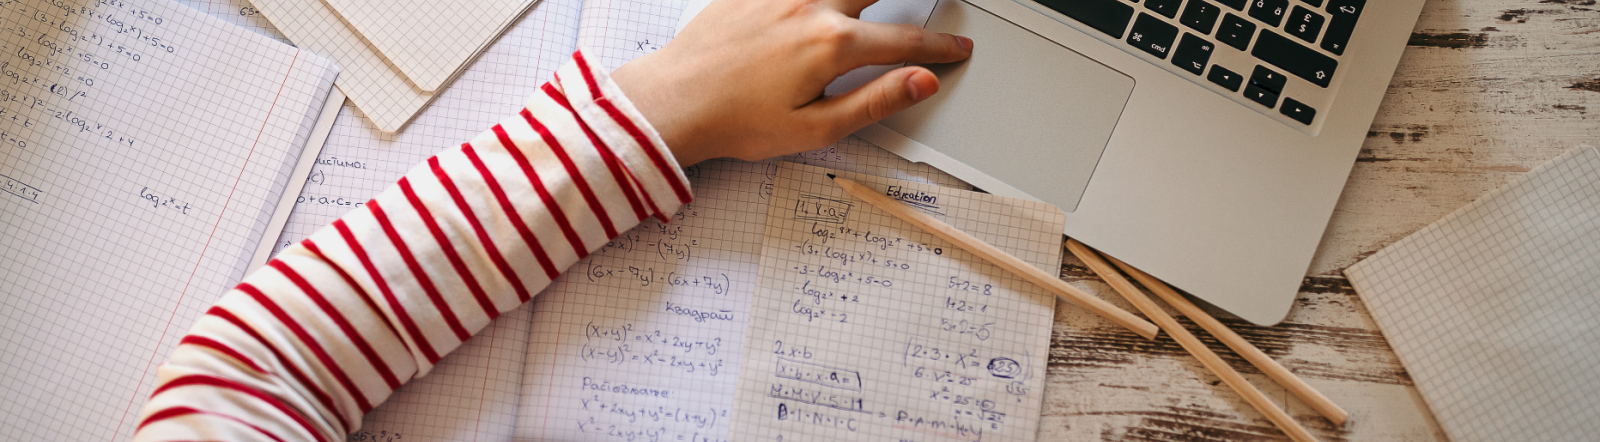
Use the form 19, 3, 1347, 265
840, 21, 972, 68
803, 66, 940, 141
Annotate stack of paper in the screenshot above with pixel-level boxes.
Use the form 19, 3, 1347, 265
248, 0, 541, 131
323, 0, 538, 92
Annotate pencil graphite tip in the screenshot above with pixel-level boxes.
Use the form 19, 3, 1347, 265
826, 173, 837, 180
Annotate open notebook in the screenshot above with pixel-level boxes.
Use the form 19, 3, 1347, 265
0, 0, 342, 440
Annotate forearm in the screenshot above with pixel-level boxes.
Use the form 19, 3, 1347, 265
131, 50, 692, 441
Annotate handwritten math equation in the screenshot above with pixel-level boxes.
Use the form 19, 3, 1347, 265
0, 0, 185, 153
739, 174, 1048, 442
137, 185, 191, 215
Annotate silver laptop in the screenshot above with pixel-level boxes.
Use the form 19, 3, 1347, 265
680, 0, 1425, 325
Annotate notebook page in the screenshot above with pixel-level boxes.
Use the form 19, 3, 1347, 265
730, 163, 1061, 442
513, 139, 970, 442
176, 0, 290, 42
1343, 146, 1600, 442
247, 0, 434, 132
575, 0, 682, 72
320, 0, 538, 92
0, 0, 338, 440
259, 0, 583, 440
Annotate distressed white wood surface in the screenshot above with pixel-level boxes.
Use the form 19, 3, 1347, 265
1040, 0, 1600, 440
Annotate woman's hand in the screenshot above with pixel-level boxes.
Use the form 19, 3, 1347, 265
612, 0, 973, 166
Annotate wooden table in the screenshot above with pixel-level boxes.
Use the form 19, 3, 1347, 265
1038, 1, 1600, 440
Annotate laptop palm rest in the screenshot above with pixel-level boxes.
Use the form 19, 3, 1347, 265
878, 0, 1134, 212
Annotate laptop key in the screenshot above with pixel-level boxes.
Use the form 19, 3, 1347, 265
1208, 65, 1243, 91
1243, 83, 1279, 108
1036, 0, 1135, 39
1285, 6, 1326, 43
1179, 0, 1222, 34
1248, 0, 1288, 27
1280, 97, 1316, 124
1146, 0, 1184, 18
1216, 13, 1255, 50
1127, 13, 1179, 59
1302, 0, 1323, 6
1214, 0, 1247, 10
1171, 33, 1214, 75
1249, 65, 1287, 92
1253, 30, 1337, 87
1322, 0, 1365, 55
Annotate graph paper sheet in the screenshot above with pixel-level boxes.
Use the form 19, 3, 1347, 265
575, 0, 683, 72
1344, 146, 1600, 442
729, 163, 1062, 442
0, 0, 338, 440
177, 0, 290, 42
248, 0, 437, 132
320, 0, 538, 93
512, 142, 969, 442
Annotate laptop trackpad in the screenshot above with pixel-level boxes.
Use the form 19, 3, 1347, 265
881, 0, 1133, 212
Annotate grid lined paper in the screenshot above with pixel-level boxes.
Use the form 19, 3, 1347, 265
0, 0, 337, 440
177, 0, 290, 42
1344, 146, 1600, 442
728, 163, 1062, 442
512, 140, 968, 442
320, 0, 539, 93
576, 0, 683, 72
248, 0, 437, 132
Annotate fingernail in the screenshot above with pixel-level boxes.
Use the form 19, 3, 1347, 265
905, 72, 926, 102
957, 36, 973, 51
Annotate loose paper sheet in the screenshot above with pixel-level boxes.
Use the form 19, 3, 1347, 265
1344, 146, 1600, 442
728, 163, 1061, 442
512, 142, 969, 442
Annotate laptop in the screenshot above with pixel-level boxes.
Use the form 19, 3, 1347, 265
678, 0, 1426, 325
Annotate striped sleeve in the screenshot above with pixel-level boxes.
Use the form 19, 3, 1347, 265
132, 49, 694, 441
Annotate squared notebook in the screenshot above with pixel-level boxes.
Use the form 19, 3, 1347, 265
0, 0, 342, 439
1344, 146, 1600, 442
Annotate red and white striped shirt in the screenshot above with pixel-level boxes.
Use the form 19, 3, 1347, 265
131, 50, 693, 442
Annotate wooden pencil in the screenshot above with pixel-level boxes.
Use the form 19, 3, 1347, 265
1104, 254, 1349, 425
828, 175, 1160, 340
1066, 239, 1320, 442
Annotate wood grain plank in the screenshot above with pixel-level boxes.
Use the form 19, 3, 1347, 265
1042, 257, 1442, 441
1309, 0, 1600, 275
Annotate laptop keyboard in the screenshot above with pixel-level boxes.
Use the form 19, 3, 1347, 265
1033, 0, 1366, 126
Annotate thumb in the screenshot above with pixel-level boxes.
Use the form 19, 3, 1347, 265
805, 66, 940, 141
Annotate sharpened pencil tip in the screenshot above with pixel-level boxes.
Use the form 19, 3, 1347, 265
826, 173, 837, 179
